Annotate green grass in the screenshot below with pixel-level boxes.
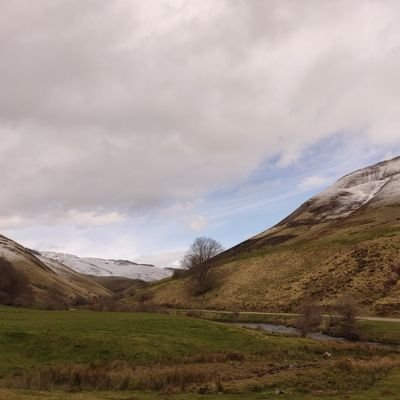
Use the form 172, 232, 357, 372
174, 309, 296, 325
2, 369, 400, 399
330, 226, 400, 246
359, 320, 400, 345
0, 306, 400, 398
180, 310, 400, 345
0, 306, 274, 374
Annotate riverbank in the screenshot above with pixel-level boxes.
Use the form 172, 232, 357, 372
171, 309, 400, 345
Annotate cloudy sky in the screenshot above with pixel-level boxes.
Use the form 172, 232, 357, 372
1, 0, 400, 266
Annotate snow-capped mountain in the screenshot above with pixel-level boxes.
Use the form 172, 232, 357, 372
41, 252, 172, 281
304, 156, 400, 220
222, 155, 400, 253
253, 156, 400, 241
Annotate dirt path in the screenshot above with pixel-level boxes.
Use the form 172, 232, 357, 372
357, 316, 400, 323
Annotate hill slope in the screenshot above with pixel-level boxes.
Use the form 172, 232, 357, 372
0, 235, 111, 308
42, 252, 172, 281
147, 156, 400, 315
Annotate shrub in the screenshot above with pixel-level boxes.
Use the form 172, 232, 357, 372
295, 302, 322, 337
324, 296, 360, 340
0, 257, 32, 306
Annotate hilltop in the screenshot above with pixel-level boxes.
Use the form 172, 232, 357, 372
0, 235, 111, 308
145, 157, 400, 315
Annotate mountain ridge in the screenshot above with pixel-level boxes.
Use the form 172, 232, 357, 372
41, 251, 172, 282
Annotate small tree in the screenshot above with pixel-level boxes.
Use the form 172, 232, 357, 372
334, 296, 359, 340
324, 296, 360, 340
295, 301, 322, 337
181, 237, 224, 295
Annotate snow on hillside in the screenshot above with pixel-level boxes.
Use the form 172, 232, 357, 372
42, 252, 172, 281
308, 156, 400, 219
0, 235, 53, 273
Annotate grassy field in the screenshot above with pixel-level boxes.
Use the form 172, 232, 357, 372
172, 309, 296, 325
2, 370, 400, 399
0, 306, 400, 399
1, 369, 400, 399
359, 319, 400, 345
174, 310, 400, 345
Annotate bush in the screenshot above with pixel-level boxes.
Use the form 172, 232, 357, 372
324, 296, 360, 340
70, 295, 90, 307
172, 268, 187, 279
0, 257, 32, 306
295, 302, 322, 337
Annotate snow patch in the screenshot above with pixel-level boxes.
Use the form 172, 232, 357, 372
41, 252, 172, 281
309, 156, 400, 219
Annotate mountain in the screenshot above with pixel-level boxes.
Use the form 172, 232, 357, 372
41, 252, 172, 282
146, 156, 400, 315
0, 235, 111, 308
222, 156, 400, 254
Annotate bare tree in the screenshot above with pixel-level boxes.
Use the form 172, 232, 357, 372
334, 296, 360, 340
295, 301, 322, 337
324, 296, 360, 340
181, 237, 224, 295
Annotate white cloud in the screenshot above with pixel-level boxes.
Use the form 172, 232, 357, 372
138, 250, 186, 268
0, 1, 399, 224
0, 216, 26, 230
0, 1, 399, 258
298, 176, 330, 191
66, 210, 126, 227
189, 216, 208, 232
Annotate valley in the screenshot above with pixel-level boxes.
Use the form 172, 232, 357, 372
1, 157, 400, 399
2, 1, 400, 398
1, 157, 399, 314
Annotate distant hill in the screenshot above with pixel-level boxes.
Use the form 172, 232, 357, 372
146, 156, 400, 315
42, 252, 172, 281
0, 235, 111, 308
89, 276, 147, 296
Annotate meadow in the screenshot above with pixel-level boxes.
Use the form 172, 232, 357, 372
175, 309, 400, 345
0, 306, 399, 399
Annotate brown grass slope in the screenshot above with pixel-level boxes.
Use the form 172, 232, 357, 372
0, 235, 111, 308
143, 157, 400, 315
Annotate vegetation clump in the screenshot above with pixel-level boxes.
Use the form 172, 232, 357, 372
295, 301, 322, 337
0, 257, 32, 306
324, 296, 360, 340
181, 237, 224, 295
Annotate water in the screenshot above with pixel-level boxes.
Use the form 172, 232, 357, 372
230, 322, 398, 347
234, 323, 344, 341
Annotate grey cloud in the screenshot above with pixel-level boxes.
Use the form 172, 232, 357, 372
0, 0, 400, 221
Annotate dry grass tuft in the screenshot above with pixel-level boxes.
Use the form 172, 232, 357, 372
6, 359, 242, 393
334, 357, 400, 374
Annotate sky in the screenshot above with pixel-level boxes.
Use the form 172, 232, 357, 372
1, 0, 400, 267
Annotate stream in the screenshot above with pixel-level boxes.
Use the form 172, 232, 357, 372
234, 322, 345, 341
